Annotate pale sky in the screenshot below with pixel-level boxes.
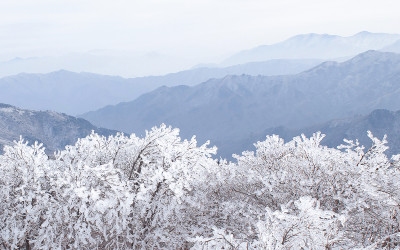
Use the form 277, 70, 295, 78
0, 0, 399, 62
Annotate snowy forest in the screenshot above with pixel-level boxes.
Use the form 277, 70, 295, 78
1, 124, 400, 249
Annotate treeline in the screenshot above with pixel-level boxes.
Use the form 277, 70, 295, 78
1, 125, 400, 249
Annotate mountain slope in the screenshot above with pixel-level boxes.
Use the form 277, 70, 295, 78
0, 103, 117, 154
230, 109, 400, 158
0, 59, 322, 115
81, 51, 400, 156
381, 40, 400, 53
223, 31, 400, 66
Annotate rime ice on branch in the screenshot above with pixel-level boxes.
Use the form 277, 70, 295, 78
1, 127, 400, 249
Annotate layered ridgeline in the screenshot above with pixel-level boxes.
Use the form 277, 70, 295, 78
82, 51, 400, 158
223, 31, 400, 66
226, 109, 400, 158
3, 31, 399, 116
0, 59, 322, 115
0, 103, 117, 154
1, 31, 399, 77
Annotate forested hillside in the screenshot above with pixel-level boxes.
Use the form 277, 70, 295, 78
223, 109, 400, 158
82, 51, 400, 158
0, 103, 116, 154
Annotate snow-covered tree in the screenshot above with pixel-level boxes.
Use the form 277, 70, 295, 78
1, 125, 218, 249
256, 197, 345, 249
199, 131, 400, 248
0, 139, 53, 248
2, 127, 400, 249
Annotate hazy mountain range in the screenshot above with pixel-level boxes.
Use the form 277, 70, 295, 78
223, 31, 400, 66
0, 103, 116, 154
0, 59, 322, 115
2, 32, 400, 159
81, 51, 400, 157
2, 102, 400, 159
0, 31, 399, 78
0, 51, 192, 78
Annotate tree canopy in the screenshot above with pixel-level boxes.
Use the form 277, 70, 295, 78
1, 125, 400, 249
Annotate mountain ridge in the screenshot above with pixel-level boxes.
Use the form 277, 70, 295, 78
81, 51, 400, 157
0, 58, 323, 115
223, 32, 400, 66
245, 109, 400, 157
0, 103, 117, 154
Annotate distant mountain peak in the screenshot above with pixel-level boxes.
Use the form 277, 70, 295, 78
303, 50, 400, 75
48, 69, 77, 76
288, 33, 338, 41
222, 31, 400, 66
347, 50, 400, 63
350, 50, 383, 59
353, 31, 372, 36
